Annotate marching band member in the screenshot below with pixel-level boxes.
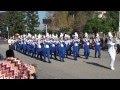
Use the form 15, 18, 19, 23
43, 33, 51, 63
55, 35, 59, 58
8, 37, 12, 49
23, 38, 27, 54
83, 32, 90, 59
12, 31, 118, 70
107, 32, 117, 70
94, 33, 101, 58
58, 33, 65, 62
69, 38, 73, 56
64, 34, 70, 58
37, 36, 43, 61
26, 34, 32, 56
115, 37, 120, 54
31, 36, 36, 58
50, 34, 57, 60
72, 32, 80, 60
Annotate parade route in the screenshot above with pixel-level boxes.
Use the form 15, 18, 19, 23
0, 43, 120, 79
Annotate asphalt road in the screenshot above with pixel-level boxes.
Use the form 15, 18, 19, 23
0, 43, 120, 79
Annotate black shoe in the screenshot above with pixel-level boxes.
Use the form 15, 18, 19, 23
40, 59, 43, 61
86, 57, 88, 59
63, 60, 65, 62
74, 58, 77, 60
95, 56, 97, 58
43, 60, 47, 62
54, 58, 57, 60
98, 56, 101, 58
48, 61, 51, 63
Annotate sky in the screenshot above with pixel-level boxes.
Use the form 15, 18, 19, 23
38, 11, 46, 30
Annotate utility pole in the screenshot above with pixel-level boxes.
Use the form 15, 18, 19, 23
46, 24, 48, 36
7, 26, 9, 39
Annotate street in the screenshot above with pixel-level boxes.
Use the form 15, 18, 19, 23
0, 43, 120, 79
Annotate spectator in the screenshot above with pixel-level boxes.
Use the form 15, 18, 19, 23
116, 37, 120, 54
100, 38, 103, 48
8, 38, 12, 49
105, 37, 108, 49
0, 54, 4, 61
0, 49, 37, 79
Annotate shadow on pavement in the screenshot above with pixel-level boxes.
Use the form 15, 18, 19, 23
66, 57, 74, 60
84, 61, 110, 70
52, 58, 61, 62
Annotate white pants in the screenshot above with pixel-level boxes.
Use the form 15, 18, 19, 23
109, 51, 116, 68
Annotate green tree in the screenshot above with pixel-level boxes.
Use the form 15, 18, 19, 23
46, 11, 119, 36
13, 11, 26, 35
72, 11, 94, 34
84, 11, 119, 35
3, 11, 26, 36
106, 11, 119, 32
25, 11, 40, 34
0, 12, 6, 37
46, 11, 73, 34
84, 17, 103, 35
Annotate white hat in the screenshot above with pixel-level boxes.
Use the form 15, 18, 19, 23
20, 35, 23, 38
46, 33, 49, 38
108, 32, 113, 38
32, 36, 35, 39
65, 34, 70, 39
60, 33, 64, 38
18, 36, 20, 38
52, 34, 56, 39
85, 32, 88, 37
49, 34, 52, 38
38, 34, 42, 39
74, 32, 78, 37
13, 36, 14, 39
64, 34, 67, 38
52, 34, 54, 37
23, 34, 25, 38
96, 33, 99, 37
67, 35, 70, 39
28, 33, 32, 38
56, 34, 58, 38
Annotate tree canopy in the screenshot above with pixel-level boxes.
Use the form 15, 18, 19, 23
46, 11, 119, 36
0, 11, 119, 38
0, 11, 40, 38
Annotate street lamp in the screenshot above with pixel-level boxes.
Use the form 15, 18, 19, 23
43, 19, 51, 36
45, 24, 48, 35
6, 26, 9, 39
